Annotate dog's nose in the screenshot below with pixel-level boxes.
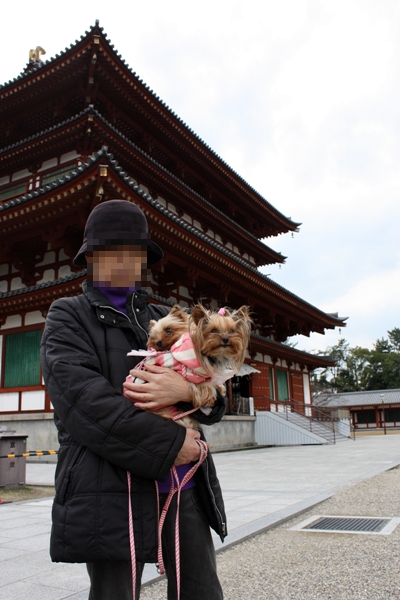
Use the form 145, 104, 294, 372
156, 340, 163, 348
222, 338, 229, 345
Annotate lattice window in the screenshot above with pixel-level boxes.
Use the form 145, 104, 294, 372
356, 409, 376, 424
3, 329, 42, 388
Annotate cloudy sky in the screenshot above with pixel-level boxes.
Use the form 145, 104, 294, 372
2, 0, 399, 354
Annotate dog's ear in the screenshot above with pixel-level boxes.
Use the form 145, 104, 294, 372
234, 306, 252, 327
190, 304, 208, 325
170, 305, 188, 321
235, 305, 250, 319
148, 320, 157, 331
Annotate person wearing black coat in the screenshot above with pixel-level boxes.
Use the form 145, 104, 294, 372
40, 200, 226, 600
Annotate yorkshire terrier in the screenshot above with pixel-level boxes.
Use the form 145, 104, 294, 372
147, 304, 189, 351
125, 303, 252, 428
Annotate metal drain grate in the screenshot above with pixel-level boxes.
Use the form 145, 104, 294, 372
291, 515, 400, 536
308, 516, 388, 532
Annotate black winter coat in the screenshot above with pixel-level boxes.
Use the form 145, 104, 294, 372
40, 282, 227, 563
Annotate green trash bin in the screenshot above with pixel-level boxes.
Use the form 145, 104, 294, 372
0, 430, 28, 489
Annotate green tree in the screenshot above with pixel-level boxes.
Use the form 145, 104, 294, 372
388, 327, 400, 352
311, 328, 400, 394
311, 339, 370, 393
366, 329, 400, 390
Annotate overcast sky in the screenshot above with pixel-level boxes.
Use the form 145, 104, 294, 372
2, 0, 399, 354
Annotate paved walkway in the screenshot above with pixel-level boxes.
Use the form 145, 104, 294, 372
0, 435, 399, 600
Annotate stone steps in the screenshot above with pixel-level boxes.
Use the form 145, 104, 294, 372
272, 410, 348, 444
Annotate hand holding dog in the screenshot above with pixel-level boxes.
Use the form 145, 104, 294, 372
123, 362, 191, 411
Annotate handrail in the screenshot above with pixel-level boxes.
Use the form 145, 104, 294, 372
253, 395, 355, 443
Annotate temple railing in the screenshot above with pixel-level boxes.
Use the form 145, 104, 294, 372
253, 395, 355, 443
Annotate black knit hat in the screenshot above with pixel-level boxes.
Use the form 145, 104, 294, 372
73, 200, 163, 266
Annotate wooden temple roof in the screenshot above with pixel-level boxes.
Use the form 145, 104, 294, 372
0, 107, 286, 267
0, 21, 300, 240
0, 147, 346, 340
251, 334, 336, 369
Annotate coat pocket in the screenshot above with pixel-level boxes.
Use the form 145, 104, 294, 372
57, 445, 86, 505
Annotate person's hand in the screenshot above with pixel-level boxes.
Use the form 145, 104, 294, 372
123, 363, 191, 411
174, 428, 201, 465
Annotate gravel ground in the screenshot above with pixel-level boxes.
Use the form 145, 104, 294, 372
141, 466, 400, 600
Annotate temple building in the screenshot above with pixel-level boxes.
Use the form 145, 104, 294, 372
0, 23, 346, 448
315, 389, 400, 432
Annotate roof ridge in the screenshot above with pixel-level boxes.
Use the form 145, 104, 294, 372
0, 270, 87, 298
251, 332, 336, 361
0, 106, 93, 156
0, 23, 100, 89
336, 388, 400, 396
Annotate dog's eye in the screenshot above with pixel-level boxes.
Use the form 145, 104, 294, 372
211, 328, 218, 334
229, 329, 234, 334
165, 328, 173, 334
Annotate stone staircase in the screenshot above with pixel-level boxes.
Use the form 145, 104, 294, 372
272, 409, 349, 444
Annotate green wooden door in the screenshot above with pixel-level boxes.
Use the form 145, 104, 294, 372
276, 369, 289, 401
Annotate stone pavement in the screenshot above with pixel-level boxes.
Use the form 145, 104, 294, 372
0, 435, 399, 600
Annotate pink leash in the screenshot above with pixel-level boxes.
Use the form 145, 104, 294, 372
127, 409, 208, 600
155, 438, 208, 600
127, 468, 137, 599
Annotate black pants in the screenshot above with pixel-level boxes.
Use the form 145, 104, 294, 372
87, 487, 223, 600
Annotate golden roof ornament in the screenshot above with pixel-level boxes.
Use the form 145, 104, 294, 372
29, 46, 46, 63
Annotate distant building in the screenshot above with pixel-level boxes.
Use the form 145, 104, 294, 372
0, 23, 345, 446
314, 389, 400, 431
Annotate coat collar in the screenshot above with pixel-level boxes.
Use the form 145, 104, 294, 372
82, 280, 149, 310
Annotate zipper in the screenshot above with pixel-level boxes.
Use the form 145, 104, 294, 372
204, 457, 226, 538
131, 293, 148, 337
98, 305, 131, 323
99, 294, 147, 337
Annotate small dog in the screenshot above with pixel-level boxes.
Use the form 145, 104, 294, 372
126, 303, 252, 428
147, 304, 189, 351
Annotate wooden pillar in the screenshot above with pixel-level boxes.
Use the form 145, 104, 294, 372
287, 362, 293, 402
226, 379, 233, 415
375, 407, 380, 429
272, 358, 278, 407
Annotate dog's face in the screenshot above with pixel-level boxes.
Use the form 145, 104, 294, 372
190, 305, 252, 369
147, 305, 189, 351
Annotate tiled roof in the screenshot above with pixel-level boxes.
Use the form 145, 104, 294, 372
315, 389, 400, 407
0, 21, 299, 231
0, 106, 285, 264
251, 333, 336, 365
0, 270, 176, 306
0, 271, 86, 299
0, 107, 91, 156
0, 146, 346, 327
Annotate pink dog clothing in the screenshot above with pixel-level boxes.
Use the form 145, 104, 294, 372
126, 332, 235, 387
126, 332, 210, 385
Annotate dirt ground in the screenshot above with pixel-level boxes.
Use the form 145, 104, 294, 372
0, 485, 55, 504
